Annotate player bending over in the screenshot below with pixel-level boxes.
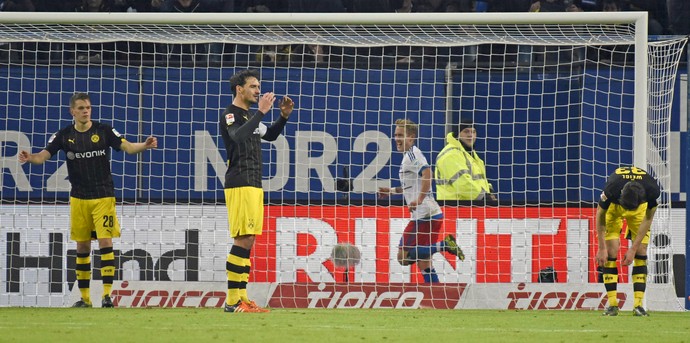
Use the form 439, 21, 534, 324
596, 166, 660, 317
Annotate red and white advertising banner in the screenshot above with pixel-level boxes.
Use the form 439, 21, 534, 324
256, 206, 602, 283
73, 281, 682, 311
268, 282, 466, 309
2, 205, 684, 307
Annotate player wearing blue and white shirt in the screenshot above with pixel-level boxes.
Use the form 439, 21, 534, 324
378, 119, 465, 283
399, 145, 443, 221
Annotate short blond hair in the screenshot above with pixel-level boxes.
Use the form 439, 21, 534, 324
395, 118, 418, 138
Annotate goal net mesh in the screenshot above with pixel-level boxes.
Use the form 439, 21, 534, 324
0, 13, 686, 309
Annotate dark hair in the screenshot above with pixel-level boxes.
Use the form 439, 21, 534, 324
619, 182, 646, 210
457, 117, 474, 135
229, 69, 260, 97
69, 92, 90, 108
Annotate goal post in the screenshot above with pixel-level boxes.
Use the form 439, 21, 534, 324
686, 42, 690, 311
0, 11, 687, 310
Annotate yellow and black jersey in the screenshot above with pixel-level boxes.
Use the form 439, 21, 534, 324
219, 104, 287, 189
598, 166, 661, 210
44, 121, 124, 199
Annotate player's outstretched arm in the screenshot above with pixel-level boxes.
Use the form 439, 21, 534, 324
378, 187, 392, 199
121, 136, 158, 155
18, 150, 51, 165
377, 186, 401, 199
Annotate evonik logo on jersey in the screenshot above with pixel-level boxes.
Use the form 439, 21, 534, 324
66, 149, 106, 160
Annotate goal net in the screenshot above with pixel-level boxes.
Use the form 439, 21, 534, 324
0, 12, 687, 310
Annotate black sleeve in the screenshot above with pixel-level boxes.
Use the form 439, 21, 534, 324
103, 124, 124, 151
598, 192, 612, 210
597, 174, 620, 210
261, 115, 288, 142
645, 176, 661, 209
226, 111, 265, 143
44, 131, 63, 157
647, 198, 659, 209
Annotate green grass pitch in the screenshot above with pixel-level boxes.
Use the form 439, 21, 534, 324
1, 308, 688, 343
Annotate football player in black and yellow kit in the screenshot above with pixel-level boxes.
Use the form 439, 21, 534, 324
220, 69, 293, 313
19, 92, 157, 308
595, 166, 660, 317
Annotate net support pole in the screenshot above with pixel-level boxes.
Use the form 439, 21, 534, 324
444, 63, 454, 137
633, 14, 648, 169
685, 41, 690, 311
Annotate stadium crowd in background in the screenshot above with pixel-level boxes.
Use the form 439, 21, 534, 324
0, 0, 687, 35
1, 0, 686, 65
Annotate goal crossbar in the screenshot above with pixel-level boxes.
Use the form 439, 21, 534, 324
0, 11, 649, 25
0, 12, 647, 46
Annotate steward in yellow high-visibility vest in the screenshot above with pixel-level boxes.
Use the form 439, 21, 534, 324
435, 120, 494, 201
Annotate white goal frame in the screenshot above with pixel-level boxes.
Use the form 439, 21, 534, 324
1, 11, 688, 310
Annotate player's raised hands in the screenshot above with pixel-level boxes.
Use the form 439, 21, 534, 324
279, 96, 294, 119
258, 92, 276, 114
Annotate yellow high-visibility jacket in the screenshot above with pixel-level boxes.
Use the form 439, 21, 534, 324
435, 133, 493, 201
